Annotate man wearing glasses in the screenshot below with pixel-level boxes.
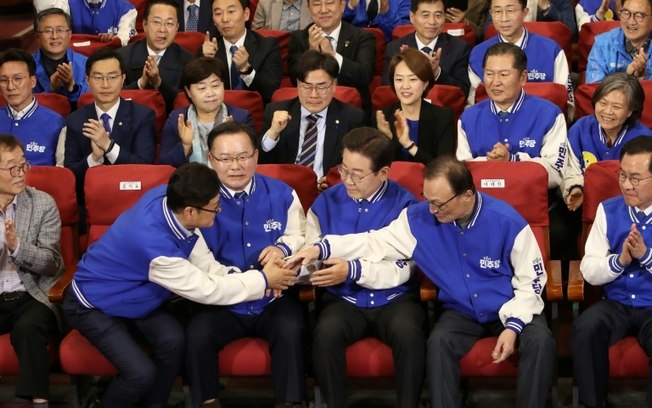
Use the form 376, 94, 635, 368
586, 0, 652, 82
290, 155, 555, 408
0, 49, 66, 166
571, 136, 652, 408
33, 8, 90, 105
64, 48, 156, 229
260, 50, 366, 186
63, 162, 298, 408
117, 0, 195, 112
467, 0, 573, 112
0, 135, 63, 408
186, 121, 307, 408
306, 127, 424, 408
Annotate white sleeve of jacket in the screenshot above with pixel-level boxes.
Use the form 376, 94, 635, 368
117, 8, 137, 46
149, 230, 267, 305
580, 204, 625, 285
275, 191, 306, 256
498, 224, 546, 326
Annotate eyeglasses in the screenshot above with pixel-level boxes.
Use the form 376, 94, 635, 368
37, 27, 71, 35
426, 192, 460, 213
209, 151, 256, 165
88, 74, 123, 85
489, 7, 522, 17
0, 75, 27, 88
619, 9, 650, 22
192, 203, 222, 214
146, 19, 178, 30
618, 171, 652, 186
0, 161, 31, 177
297, 80, 335, 95
337, 164, 374, 184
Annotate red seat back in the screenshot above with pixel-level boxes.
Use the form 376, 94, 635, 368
173, 90, 265, 135
363, 27, 386, 76
581, 160, 621, 225
485, 21, 573, 64
256, 164, 319, 213
128, 31, 204, 54
577, 21, 620, 74
475, 82, 568, 119
128, 0, 147, 31
271, 86, 363, 109
70, 34, 122, 56
371, 84, 465, 122
0, 93, 72, 118
256, 29, 290, 77
84, 164, 175, 246
346, 338, 395, 377
78, 90, 168, 137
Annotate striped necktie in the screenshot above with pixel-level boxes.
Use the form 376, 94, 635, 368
297, 114, 320, 167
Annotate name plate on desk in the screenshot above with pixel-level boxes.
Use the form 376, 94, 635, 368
480, 179, 505, 188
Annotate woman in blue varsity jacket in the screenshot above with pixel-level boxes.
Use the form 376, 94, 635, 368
159, 57, 253, 167
375, 49, 456, 165
563, 72, 652, 211
186, 122, 307, 408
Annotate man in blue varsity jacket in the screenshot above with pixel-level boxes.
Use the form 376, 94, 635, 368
585, 0, 652, 82
307, 127, 424, 408
342, 0, 411, 42
457, 42, 567, 190
0, 49, 66, 166
33, 8, 90, 105
467, 0, 573, 111
68, 0, 137, 46
62, 163, 297, 408
186, 122, 307, 408
572, 136, 652, 408
290, 156, 555, 408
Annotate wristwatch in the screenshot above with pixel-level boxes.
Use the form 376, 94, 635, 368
239, 65, 254, 75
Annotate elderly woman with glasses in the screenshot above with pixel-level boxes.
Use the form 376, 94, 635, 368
374, 48, 456, 164
563, 72, 652, 212
159, 57, 253, 167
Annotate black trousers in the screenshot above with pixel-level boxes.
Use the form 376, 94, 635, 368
185, 295, 306, 406
571, 299, 652, 408
427, 310, 554, 408
312, 292, 426, 408
0, 293, 57, 400
62, 292, 185, 408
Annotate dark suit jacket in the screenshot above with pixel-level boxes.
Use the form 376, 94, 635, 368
213, 30, 282, 103
383, 32, 471, 97
288, 22, 376, 111
117, 40, 195, 112
64, 98, 157, 194
176, 0, 219, 38
159, 104, 254, 167
259, 97, 366, 176
374, 100, 455, 165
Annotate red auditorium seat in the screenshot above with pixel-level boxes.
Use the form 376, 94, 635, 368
256, 164, 319, 212
484, 21, 573, 65
577, 21, 620, 77
70, 34, 122, 57
371, 84, 465, 122
0, 93, 72, 118
475, 82, 569, 120
391, 23, 476, 46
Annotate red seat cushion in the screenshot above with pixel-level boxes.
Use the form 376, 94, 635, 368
59, 329, 117, 376
346, 338, 395, 377
219, 337, 272, 376
0, 334, 19, 374
460, 337, 519, 377
609, 336, 649, 377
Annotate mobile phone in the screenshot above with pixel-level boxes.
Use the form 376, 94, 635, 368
446, 0, 468, 10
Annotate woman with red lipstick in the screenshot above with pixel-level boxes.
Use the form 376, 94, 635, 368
375, 48, 456, 164
159, 57, 253, 167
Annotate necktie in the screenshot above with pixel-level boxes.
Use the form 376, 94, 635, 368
100, 113, 111, 134
421, 46, 432, 55
234, 191, 247, 199
298, 114, 320, 167
186, 4, 199, 32
498, 111, 509, 117
154, 54, 162, 65
229, 45, 243, 90
366, 0, 378, 22
325, 35, 335, 50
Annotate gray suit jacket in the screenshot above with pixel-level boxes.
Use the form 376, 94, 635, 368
252, 0, 312, 30
13, 187, 63, 323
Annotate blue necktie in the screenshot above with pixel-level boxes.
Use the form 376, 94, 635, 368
234, 191, 247, 199
298, 114, 320, 167
100, 113, 111, 134
421, 46, 432, 55
229, 45, 243, 90
186, 4, 199, 31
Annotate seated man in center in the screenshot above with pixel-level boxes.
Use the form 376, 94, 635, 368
307, 127, 424, 408
186, 122, 307, 408
260, 50, 366, 182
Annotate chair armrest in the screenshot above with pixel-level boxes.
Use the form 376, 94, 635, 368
48, 264, 76, 303
546, 260, 564, 302
567, 259, 585, 302
420, 276, 437, 302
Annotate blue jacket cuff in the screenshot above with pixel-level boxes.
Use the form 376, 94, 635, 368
346, 260, 362, 282
505, 317, 525, 334
275, 243, 291, 257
